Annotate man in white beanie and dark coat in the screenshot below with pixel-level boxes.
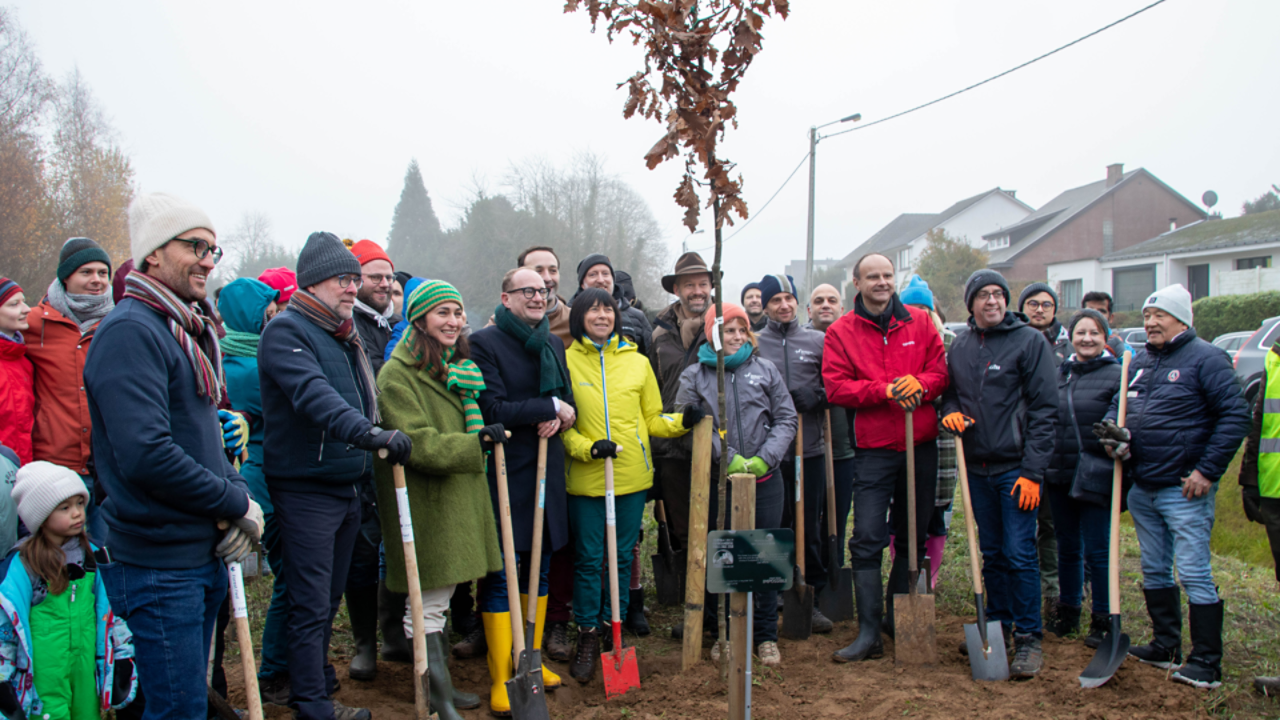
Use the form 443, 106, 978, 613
1094, 283, 1249, 689
83, 192, 264, 719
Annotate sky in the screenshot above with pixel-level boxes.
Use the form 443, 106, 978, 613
13, 0, 1280, 301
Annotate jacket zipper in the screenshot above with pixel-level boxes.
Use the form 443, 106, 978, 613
318, 430, 325, 461
599, 346, 611, 439
730, 370, 750, 459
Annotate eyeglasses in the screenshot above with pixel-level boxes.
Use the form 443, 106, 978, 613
336, 274, 364, 289
363, 273, 393, 286
171, 237, 223, 264
1024, 300, 1055, 311
508, 286, 551, 300
974, 290, 1003, 303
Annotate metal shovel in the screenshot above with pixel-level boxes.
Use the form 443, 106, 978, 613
955, 437, 1010, 681
652, 500, 685, 606
781, 418, 814, 640
818, 409, 854, 622
1079, 350, 1133, 689
893, 410, 937, 666
601, 456, 642, 698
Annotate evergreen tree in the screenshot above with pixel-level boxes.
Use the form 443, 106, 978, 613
386, 158, 443, 275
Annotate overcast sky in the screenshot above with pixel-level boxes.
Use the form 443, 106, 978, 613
14, 0, 1280, 300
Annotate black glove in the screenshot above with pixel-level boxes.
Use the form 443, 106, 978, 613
366, 428, 412, 465
478, 423, 508, 446
0, 682, 19, 719
111, 658, 134, 706
590, 439, 620, 459
682, 404, 706, 428
790, 387, 827, 414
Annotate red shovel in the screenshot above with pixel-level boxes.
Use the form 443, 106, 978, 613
601, 456, 641, 699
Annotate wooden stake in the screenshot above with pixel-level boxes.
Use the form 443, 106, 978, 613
683, 417, 714, 670
727, 473, 756, 720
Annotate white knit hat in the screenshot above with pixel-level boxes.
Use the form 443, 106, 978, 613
129, 192, 216, 268
1143, 283, 1193, 327
12, 461, 89, 533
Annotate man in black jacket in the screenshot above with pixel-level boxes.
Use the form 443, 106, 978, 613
575, 253, 653, 354
259, 232, 412, 720
941, 269, 1058, 679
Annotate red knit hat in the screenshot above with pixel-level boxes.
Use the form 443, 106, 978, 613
704, 302, 750, 344
348, 239, 393, 269
257, 267, 298, 304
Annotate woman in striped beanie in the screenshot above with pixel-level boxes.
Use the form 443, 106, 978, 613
370, 280, 504, 720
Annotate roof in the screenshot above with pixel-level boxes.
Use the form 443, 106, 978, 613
985, 168, 1205, 268
838, 188, 1022, 267
1100, 209, 1280, 262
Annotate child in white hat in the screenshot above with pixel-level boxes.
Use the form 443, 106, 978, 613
0, 461, 138, 718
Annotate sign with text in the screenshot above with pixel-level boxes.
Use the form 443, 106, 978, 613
705, 529, 794, 594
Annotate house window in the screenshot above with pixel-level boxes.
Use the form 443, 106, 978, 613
1113, 264, 1157, 312
1059, 279, 1082, 309
897, 247, 910, 271
1236, 256, 1272, 270
987, 235, 1009, 250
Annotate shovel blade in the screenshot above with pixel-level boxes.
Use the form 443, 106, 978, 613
1079, 615, 1130, 689
780, 580, 814, 640
506, 650, 550, 720
601, 646, 641, 699
892, 592, 938, 666
963, 621, 1010, 681
653, 549, 686, 607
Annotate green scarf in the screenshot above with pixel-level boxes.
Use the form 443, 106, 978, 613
432, 346, 486, 433
698, 341, 753, 370
219, 328, 260, 358
494, 304, 570, 399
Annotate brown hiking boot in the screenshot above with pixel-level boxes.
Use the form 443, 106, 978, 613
451, 624, 486, 659
570, 628, 600, 684
1009, 634, 1043, 679
545, 620, 572, 663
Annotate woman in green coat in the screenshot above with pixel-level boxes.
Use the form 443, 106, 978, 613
374, 281, 506, 720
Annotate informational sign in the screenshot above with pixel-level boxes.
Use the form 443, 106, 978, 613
706, 529, 794, 594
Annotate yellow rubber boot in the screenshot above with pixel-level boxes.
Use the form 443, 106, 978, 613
521, 593, 563, 689
482, 612, 513, 716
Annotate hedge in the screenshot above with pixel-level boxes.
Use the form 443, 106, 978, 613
1191, 291, 1280, 343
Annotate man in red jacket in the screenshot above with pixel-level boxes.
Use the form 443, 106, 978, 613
824, 253, 948, 663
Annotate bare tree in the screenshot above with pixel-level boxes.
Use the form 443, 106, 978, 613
0, 7, 53, 136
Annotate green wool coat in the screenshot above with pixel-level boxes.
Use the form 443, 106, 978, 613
374, 342, 503, 593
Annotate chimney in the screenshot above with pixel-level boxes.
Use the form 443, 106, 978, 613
1106, 163, 1124, 188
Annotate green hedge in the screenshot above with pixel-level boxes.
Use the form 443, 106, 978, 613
1191, 291, 1280, 342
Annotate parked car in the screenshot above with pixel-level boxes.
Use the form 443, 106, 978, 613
1230, 316, 1280, 404
1212, 331, 1255, 361
1115, 327, 1148, 346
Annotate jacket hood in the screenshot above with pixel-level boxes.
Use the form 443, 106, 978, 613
968, 310, 1030, 335
1061, 352, 1119, 376
218, 278, 279, 335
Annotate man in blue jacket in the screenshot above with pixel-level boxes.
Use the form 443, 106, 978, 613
85, 192, 263, 719
1096, 283, 1248, 689
258, 231, 412, 720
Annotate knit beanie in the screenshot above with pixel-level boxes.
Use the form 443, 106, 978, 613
57, 237, 112, 284
405, 280, 464, 324
741, 281, 761, 303
898, 274, 934, 310
349, 239, 393, 269
128, 192, 216, 268
577, 253, 614, 290
704, 302, 751, 344
1067, 308, 1111, 339
296, 232, 361, 289
1143, 283, 1194, 327
964, 269, 1010, 312
758, 273, 798, 308
12, 461, 89, 533
1018, 281, 1059, 312
257, 267, 298, 304
394, 271, 415, 290
0, 278, 20, 307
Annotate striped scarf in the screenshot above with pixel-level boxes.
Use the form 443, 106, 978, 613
289, 289, 381, 423
123, 271, 225, 405
403, 280, 485, 432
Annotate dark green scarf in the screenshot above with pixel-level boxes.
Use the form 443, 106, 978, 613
699, 341, 754, 370
494, 304, 570, 399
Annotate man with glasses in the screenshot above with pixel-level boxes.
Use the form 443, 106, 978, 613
84, 193, 263, 718
940, 269, 1058, 679
259, 231, 411, 720
469, 267, 575, 714
348, 239, 400, 375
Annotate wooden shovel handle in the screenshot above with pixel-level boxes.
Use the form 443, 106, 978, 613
228, 562, 265, 720
391, 464, 431, 719
526, 438, 547, 622
492, 444, 526, 657
955, 437, 984, 597
1108, 351, 1133, 616
823, 410, 838, 536
905, 410, 918, 583
794, 418, 805, 575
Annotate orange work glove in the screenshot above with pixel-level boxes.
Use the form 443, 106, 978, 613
1011, 477, 1040, 511
887, 375, 924, 411
940, 412, 975, 435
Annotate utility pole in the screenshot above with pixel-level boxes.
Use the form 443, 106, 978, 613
803, 114, 860, 297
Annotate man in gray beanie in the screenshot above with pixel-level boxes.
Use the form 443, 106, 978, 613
258, 231, 411, 720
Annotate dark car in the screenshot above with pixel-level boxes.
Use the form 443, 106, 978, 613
1231, 316, 1280, 404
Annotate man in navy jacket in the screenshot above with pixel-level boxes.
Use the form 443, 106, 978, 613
258, 231, 411, 720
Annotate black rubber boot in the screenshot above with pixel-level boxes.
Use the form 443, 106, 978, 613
1129, 586, 1183, 669
346, 584, 379, 681
425, 631, 470, 720
1084, 612, 1109, 649
1172, 600, 1224, 689
881, 555, 909, 639
378, 580, 413, 663
1051, 601, 1081, 638
624, 588, 651, 636
832, 570, 884, 663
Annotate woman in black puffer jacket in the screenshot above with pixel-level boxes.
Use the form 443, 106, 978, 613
1044, 309, 1122, 646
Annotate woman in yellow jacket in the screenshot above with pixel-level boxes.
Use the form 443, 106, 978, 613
561, 288, 701, 683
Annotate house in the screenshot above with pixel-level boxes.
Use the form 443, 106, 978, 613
984, 164, 1207, 301
1047, 209, 1280, 310
837, 187, 1033, 285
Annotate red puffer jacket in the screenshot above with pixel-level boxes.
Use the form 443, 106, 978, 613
822, 296, 948, 452
0, 338, 34, 463
26, 301, 96, 474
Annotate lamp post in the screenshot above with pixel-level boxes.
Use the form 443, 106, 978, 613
804, 112, 861, 294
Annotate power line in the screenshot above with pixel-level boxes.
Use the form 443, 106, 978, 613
688, 150, 810, 252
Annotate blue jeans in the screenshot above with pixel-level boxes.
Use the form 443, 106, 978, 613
479, 551, 550, 613
258, 508, 290, 679
967, 468, 1042, 636
1045, 484, 1110, 614
1127, 482, 1219, 605
99, 559, 227, 720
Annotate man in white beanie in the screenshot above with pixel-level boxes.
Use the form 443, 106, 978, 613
1094, 283, 1249, 689
83, 192, 263, 719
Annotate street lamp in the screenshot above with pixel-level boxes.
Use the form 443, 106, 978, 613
804, 112, 861, 294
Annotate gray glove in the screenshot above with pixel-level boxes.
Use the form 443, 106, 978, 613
1092, 420, 1132, 461
234, 498, 265, 543
215, 524, 252, 565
